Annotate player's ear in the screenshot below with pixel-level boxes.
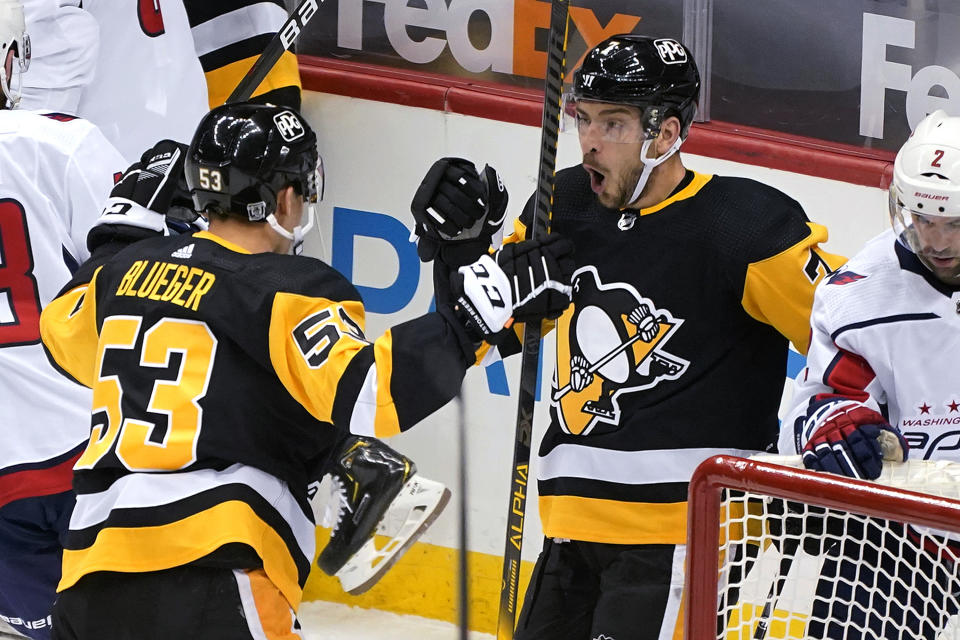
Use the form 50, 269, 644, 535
656, 116, 682, 154
274, 185, 299, 226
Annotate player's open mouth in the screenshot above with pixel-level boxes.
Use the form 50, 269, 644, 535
584, 165, 606, 194
926, 255, 959, 268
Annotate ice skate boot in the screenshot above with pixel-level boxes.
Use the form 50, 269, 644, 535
317, 437, 451, 595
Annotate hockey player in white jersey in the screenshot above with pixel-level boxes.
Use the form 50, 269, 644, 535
781, 109, 960, 475
0, 2, 126, 638
782, 109, 960, 639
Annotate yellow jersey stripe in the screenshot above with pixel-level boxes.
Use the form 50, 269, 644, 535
39, 272, 102, 388
539, 495, 688, 545
60, 500, 305, 609
636, 172, 713, 216
205, 51, 301, 109
741, 222, 846, 354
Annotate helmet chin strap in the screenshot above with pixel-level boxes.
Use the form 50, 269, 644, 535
0, 65, 19, 109
267, 205, 315, 255
626, 135, 684, 207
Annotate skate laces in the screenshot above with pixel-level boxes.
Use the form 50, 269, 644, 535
322, 475, 348, 533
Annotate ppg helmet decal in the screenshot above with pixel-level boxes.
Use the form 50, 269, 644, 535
185, 102, 321, 221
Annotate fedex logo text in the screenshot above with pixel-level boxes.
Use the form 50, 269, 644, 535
336, 0, 641, 80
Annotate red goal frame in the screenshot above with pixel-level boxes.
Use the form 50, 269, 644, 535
684, 455, 960, 638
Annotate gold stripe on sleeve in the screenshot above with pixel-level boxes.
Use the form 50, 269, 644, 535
269, 292, 368, 423
741, 222, 847, 354
39, 270, 103, 388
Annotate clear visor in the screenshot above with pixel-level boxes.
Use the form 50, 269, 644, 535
311, 154, 325, 203
889, 184, 960, 262
560, 93, 666, 144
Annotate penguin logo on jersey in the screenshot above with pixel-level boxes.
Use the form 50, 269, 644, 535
551, 266, 688, 436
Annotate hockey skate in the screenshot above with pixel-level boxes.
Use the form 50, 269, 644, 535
317, 437, 451, 595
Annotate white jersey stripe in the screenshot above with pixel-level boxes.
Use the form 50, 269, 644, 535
70, 463, 316, 557
348, 364, 379, 437
537, 445, 763, 485
191, 3, 288, 57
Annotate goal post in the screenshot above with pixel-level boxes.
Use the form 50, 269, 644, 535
686, 454, 960, 640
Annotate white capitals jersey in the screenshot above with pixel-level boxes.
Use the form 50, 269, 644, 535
77, 0, 208, 162
21, 0, 208, 163
0, 109, 125, 483
781, 229, 960, 462
74, 0, 208, 162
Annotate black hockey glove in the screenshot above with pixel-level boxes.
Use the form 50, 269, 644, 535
496, 234, 575, 323
411, 157, 508, 267
96, 140, 189, 231
166, 168, 203, 225
88, 140, 189, 252
449, 255, 514, 344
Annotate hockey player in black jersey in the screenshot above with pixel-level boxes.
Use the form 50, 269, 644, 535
410, 34, 846, 640
39, 102, 574, 640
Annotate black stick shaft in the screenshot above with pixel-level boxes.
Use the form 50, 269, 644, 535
226, 0, 323, 103
495, 2, 570, 638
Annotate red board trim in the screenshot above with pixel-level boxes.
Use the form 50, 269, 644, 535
298, 55, 894, 189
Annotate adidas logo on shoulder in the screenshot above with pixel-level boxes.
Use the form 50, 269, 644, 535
171, 243, 194, 259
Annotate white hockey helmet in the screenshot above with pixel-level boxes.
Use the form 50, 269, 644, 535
889, 110, 960, 283
0, 0, 29, 108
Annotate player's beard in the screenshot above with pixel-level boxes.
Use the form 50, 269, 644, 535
919, 251, 960, 285
598, 162, 645, 210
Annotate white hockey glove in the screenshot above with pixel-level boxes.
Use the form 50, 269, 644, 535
451, 255, 514, 343
411, 158, 508, 266
95, 140, 189, 235
495, 234, 575, 323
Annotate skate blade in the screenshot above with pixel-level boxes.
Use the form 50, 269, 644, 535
337, 484, 452, 595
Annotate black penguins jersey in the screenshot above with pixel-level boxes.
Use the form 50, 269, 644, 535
507, 168, 846, 545
39, 230, 471, 609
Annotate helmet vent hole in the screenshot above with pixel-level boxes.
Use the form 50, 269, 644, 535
940, 207, 947, 213
921, 172, 949, 180
917, 203, 924, 208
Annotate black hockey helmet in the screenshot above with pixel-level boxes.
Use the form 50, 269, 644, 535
572, 35, 700, 137
185, 102, 321, 222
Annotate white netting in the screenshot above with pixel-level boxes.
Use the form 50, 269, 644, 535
712, 456, 960, 640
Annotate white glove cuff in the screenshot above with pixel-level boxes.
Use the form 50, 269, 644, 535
457, 255, 513, 335
95, 197, 167, 234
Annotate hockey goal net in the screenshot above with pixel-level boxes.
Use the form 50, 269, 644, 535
685, 455, 960, 640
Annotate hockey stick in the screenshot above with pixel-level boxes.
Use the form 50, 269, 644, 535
456, 394, 470, 640
495, 1, 570, 638
225, 0, 324, 103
